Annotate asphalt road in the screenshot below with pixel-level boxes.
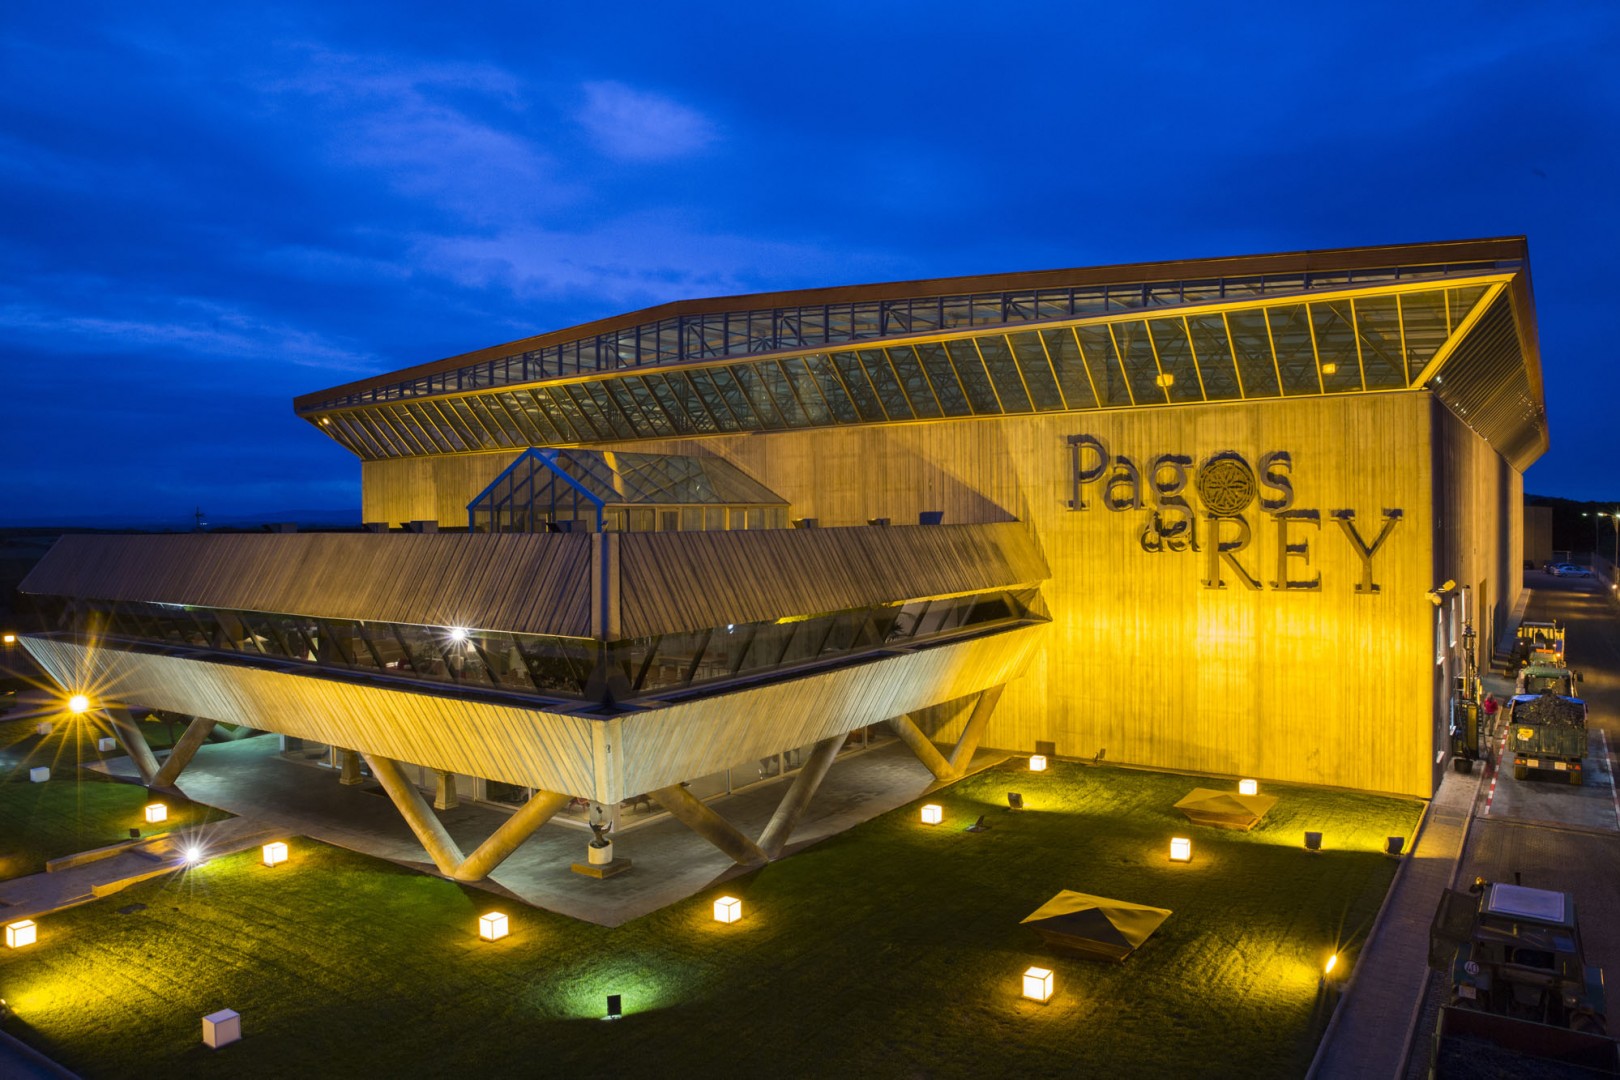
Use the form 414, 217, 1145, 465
1403, 571, 1620, 1077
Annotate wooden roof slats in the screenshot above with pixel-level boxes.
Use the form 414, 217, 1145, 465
615, 521, 1050, 639
21, 533, 595, 639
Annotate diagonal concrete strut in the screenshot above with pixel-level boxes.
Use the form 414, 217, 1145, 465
150, 717, 217, 789
652, 783, 769, 867
946, 685, 1004, 775
757, 734, 844, 859
361, 754, 466, 877
452, 789, 570, 881
104, 707, 161, 785
887, 714, 955, 780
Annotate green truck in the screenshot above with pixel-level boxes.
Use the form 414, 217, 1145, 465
1518, 662, 1581, 697
1429, 881, 1617, 1077
1508, 692, 1588, 785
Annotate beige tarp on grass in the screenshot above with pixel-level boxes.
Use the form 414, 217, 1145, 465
1021, 891, 1172, 962
1173, 787, 1278, 831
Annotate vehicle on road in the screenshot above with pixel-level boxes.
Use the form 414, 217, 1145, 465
1517, 661, 1582, 697
1548, 563, 1594, 578
1507, 692, 1588, 784
1429, 881, 1616, 1076
1512, 620, 1566, 669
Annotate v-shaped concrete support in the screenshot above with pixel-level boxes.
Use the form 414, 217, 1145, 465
757, 734, 843, 858
652, 782, 769, 867
888, 684, 1006, 782
361, 754, 569, 882
103, 708, 161, 786
151, 717, 216, 789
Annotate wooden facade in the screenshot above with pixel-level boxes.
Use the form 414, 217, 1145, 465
355, 388, 1512, 798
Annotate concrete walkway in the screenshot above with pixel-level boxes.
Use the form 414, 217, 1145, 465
0, 817, 287, 920
93, 737, 1007, 927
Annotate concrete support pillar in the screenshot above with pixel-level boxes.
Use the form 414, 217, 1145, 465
433, 770, 459, 810
150, 717, 216, 789
104, 708, 161, 785
946, 685, 1004, 775
887, 714, 955, 781
758, 734, 843, 859
452, 789, 571, 882
651, 783, 768, 867
338, 749, 364, 786
362, 754, 466, 877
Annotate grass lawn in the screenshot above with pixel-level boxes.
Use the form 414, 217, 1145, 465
0, 760, 1422, 1079
0, 718, 231, 880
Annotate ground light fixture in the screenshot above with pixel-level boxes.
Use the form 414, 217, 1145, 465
713, 896, 742, 924
6, 920, 37, 949
478, 912, 509, 941
67, 694, 90, 714
920, 803, 943, 825
1238, 778, 1258, 796
262, 841, 289, 867
1385, 836, 1406, 856
1304, 831, 1323, 852
1169, 837, 1192, 862
1029, 754, 1047, 772
2, 632, 15, 645
183, 846, 204, 865
1324, 953, 1339, 978
144, 803, 167, 825
1022, 966, 1054, 1003
605, 994, 623, 1020
1007, 792, 1024, 810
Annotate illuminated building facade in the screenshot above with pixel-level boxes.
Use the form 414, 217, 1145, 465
19, 238, 1544, 878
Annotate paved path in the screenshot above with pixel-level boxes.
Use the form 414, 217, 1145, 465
1312, 764, 1480, 1080
0, 817, 287, 920
93, 737, 1008, 927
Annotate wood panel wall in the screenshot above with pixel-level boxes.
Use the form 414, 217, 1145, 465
616, 523, 1048, 638
22, 533, 594, 639
23, 638, 599, 796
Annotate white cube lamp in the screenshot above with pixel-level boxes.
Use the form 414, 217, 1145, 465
713, 895, 742, 924
202, 1009, 241, 1049
1029, 754, 1047, 772
478, 911, 509, 941
97, 737, 117, 752
144, 803, 168, 824
34, 722, 52, 737
1239, 778, 1258, 796
262, 841, 288, 868
6, 920, 37, 948
1022, 966, 1054, 1003
28, 767, 48, 783
1170, 837, 1192, 862
920, 803, 943, 825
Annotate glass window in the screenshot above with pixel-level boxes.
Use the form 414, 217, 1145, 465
974, 336, 1031, 413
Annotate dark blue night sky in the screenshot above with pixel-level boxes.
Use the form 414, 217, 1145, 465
4, 2, 1617, 524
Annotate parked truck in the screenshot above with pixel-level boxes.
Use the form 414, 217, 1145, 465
1514, 620, 1566, 669
1429, 881, 1617, 1077
1518, 661, 1582, 697
1507, 691, 1589, 785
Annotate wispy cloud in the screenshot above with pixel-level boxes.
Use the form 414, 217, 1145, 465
0, 297, 378, 373
409, 216, 899, 309
577, 81, 718, 161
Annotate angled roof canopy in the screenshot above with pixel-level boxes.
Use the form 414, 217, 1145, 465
297, 238, 1547, 471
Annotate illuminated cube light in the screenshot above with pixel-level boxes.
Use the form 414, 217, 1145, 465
1304, 831, 1323, 852
2, 632, 15, 644
1029, 754, 1047, 772
1238, 778, 1258, 796
478, 911, 509, 942
28, 767, 48, 783
1022, 966, 1054, 1003
202, 1008, 241, 1049
262, 841, 289, 868
35, 722, 52, 737
713, 895, 742, 924
6, 920, 37, 949
97, 737, 117, 752
144, 803, 168, 825
920, 803, 943, 825
1169, 837, 1192, 862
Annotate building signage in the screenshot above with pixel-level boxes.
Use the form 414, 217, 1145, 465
1065, 435, 1401, 592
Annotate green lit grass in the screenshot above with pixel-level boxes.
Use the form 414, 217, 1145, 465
0, 719, 230, 879
0, 761, 1421, 1079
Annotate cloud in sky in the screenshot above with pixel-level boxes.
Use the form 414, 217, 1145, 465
576, 80, 718, 161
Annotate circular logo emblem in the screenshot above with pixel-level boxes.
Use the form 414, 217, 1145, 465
1464, 960, 1480, 976
1195, 453, 1257, 516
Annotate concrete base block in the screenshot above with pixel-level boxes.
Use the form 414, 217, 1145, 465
570, 858, 632, 879
202, 1008, 241, 1048
29, 767, 49, 783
